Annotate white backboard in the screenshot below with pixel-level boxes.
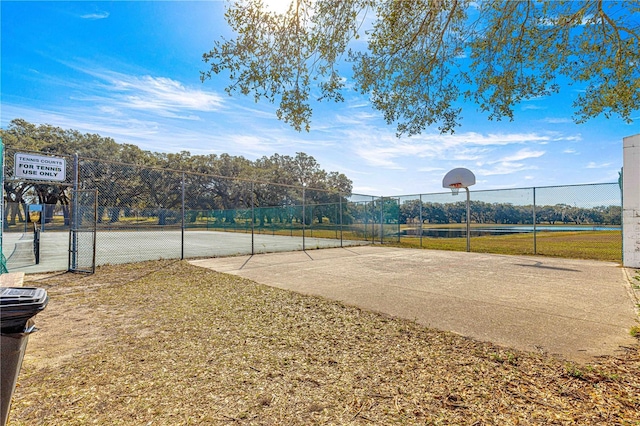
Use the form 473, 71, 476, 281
442, 168, 475, 189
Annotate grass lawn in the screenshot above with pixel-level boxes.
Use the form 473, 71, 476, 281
398, 231, 622, 262
9, 260, 640, 425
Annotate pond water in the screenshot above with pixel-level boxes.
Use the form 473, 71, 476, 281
404, 226, 621, 238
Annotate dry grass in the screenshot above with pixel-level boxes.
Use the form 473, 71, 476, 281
9, 260, 640, 425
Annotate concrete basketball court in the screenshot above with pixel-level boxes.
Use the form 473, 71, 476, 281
191, 246, 640, 363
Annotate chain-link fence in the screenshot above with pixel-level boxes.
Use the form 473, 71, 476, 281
397, 183, 622, 261
2, 147, 623, 273
69, 189, 97, 273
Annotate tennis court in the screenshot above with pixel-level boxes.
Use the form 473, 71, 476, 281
3, 230, 366, 273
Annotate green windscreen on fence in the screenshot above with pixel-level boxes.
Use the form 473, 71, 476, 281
1, 146, 623, 272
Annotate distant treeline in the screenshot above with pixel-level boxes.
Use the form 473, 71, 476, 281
1, 119, 353, 227
398, 200, 621, 226
2, 119, 620, 229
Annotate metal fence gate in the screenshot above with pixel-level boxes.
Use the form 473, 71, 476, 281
69, 189, 97, 273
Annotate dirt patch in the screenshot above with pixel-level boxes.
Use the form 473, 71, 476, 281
20, 262, 172, 369
7, 260, 640, 425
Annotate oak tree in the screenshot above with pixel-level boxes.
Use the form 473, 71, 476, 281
201, 0, 639, 135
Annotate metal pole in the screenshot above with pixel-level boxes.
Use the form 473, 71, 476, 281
419, 194, 423, 248
181, 172, 185, 260
302, 183, 306, 251
465, 187, 471, 252
532, 187, 537, 255
339, 193, 343, 247
371, 196, 375, 244
619, 168, 624, 263
380, 197, 384, 244
397, 197, 401, 243
92, 190, 98, 273
251, 181, 255, 255
0, 139, 5, 273
70, 153, 79, 271
363, 201, 368, 242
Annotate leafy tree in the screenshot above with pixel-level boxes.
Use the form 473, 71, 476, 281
399, 199, 422, 224
1, 119, 154, 226
202, 0, 639, 135
3, 120, 355, 228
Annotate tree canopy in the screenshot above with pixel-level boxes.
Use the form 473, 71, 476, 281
0, 119, 352, 196
201, 0, 640, 135
1, 119, 353, 226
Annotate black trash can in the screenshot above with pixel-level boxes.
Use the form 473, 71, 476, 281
0, 287, 48, 426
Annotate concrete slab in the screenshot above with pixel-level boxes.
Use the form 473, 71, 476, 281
191, 246, 640, 363
0, 272, 25, 287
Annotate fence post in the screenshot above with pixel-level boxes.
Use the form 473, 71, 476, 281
533, 187, 537, 255
302, 183, 306, 251
69, 153, 79, 271
251, 181, 255, 255
380, 197, 384, 244
419, 194, 423, 248
180, 172, 185, 260
397, 197, 401, 243
371, 196, 375, 244
339, 193, 343, 248
619, 168, 623, 264
0, 139, 5, 273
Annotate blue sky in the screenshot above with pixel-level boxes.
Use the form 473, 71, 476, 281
1, 1, 638, 196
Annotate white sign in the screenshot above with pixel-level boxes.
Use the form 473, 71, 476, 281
14, 153, 66, 182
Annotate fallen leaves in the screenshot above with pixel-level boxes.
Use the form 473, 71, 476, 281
8, 260, 640, 425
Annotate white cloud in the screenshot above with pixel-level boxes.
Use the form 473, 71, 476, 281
476, 162, 537, 176
352, 144, 406, 169
103, 74, 224, 115
224, 134, 271, 155
417, 166, 446, 172
98, 106, 123, 116
522, 104, 546, 111
80, 12, 109, 20
420, 131, 552, 147
542, 117, 572, 124
586, 162, 612, 169
353, 185, 379, 194
333, 119, 570, 172
558, 135, 582, 142
334, 111, 380, 125
496, 148, 545, 163
346, 101, 371, 109
50, 62, 226, 120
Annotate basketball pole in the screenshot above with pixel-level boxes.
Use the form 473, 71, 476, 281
442, 168, 476, 253
465, 187, 470, 252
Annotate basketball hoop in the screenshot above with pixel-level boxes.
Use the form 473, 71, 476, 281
442, 168, 476, 252
442, 169, 475, 192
